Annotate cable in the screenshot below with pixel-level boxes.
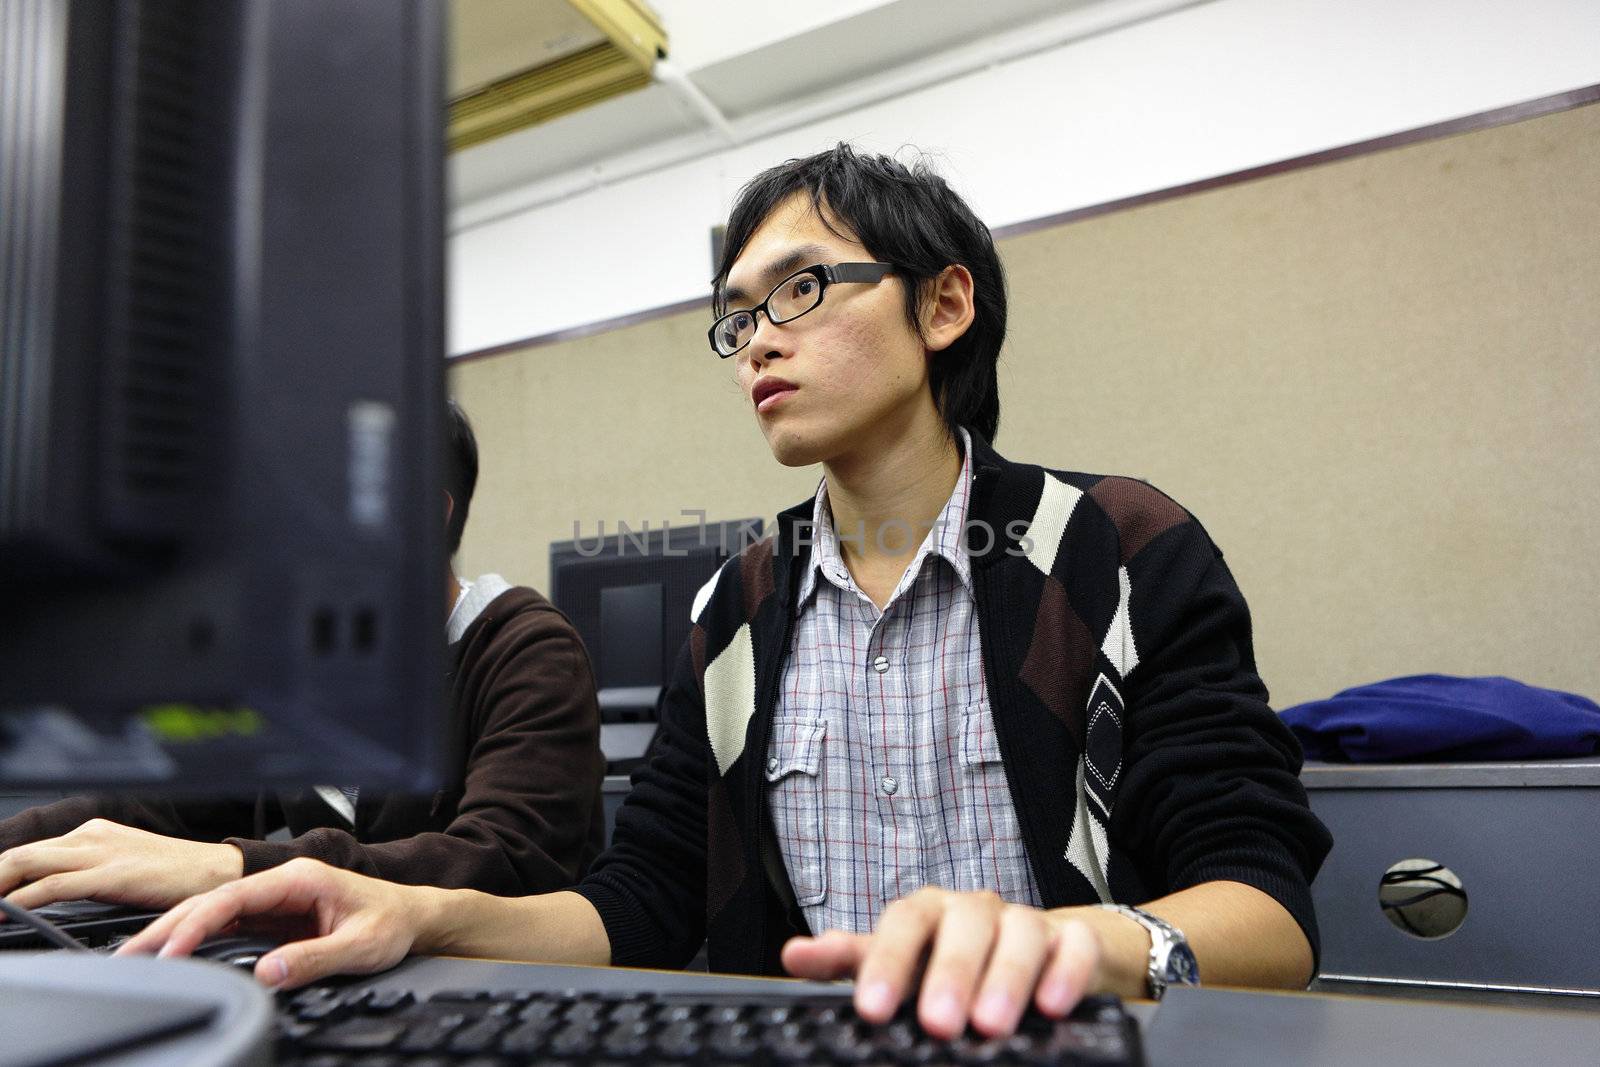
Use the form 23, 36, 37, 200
0, 898, 92, 952
1378, 866, 1469, 938
1380, 885, 1467, 910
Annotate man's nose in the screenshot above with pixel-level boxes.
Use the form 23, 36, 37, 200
747, 312, 787, 365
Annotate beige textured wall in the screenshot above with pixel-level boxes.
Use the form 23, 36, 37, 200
452, 101, 1600, 708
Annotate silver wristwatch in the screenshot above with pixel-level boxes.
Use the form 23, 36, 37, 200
1097, 904, 1200, 999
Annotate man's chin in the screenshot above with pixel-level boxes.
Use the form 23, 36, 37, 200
760, 423, 833, 468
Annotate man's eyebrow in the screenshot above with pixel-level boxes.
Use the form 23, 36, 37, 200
722, 243, 832, 308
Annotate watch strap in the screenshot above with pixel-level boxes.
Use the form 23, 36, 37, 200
1096, 903, 1194, 999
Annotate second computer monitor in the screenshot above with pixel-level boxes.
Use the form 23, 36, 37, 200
550, 519, 763, 725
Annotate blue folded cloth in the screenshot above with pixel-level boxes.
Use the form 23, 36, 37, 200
1280, 675, 1600, 762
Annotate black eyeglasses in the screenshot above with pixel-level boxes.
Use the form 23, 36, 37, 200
708, 262, 892, 358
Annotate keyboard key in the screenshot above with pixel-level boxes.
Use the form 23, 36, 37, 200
303, 1018, 407, 1053
707, 1004, 746, 1025
517, 999, 562, 1023
394, 1026, 454, 1054
753, 1004, 796, 1027
296, 999, 350, 1023
550, 1022, 601, 1058
654, 1019, 703, 1060
600, 1020, 653, 1058
291, 987, 339, 1008
295, 1056, 351, 1067
501, 1020, 556, 1055
367, 990, 415, 1013
707, 1021, 761, 1060
448, 1019, 510, 1054
608, 1000, 651, 1024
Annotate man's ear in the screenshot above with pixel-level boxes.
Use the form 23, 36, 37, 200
920, 264, 976, 354
444, 491, 455, 527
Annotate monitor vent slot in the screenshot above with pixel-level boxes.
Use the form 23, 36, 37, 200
0, 0, 66, 539
98, 0, 229, 534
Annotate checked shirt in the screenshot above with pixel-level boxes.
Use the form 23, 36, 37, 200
769, 431, 1043, 935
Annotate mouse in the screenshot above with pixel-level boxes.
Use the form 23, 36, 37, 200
190, 935, 287, 972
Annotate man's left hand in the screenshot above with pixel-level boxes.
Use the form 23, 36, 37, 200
0, 819, 245, 914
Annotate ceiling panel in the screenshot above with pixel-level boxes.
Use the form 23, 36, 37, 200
450, 0, 607, 97
692, 0, 1104, 118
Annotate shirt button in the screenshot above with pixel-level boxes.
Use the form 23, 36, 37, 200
766, 756, 779, 773
872, 655, 889, 674
881, 776, 899, 796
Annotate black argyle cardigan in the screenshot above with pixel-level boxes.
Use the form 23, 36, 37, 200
573, 435, 1331, 976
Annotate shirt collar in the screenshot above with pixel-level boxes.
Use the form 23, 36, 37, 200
446, 573, 512, 644
796, 428, 975, 612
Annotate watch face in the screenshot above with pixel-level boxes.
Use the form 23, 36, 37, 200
1166, 942, 1200, 985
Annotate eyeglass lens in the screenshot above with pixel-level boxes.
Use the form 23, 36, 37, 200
715, 270, 825, 355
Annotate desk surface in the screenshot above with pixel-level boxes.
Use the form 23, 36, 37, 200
351, 957, 1600, 1067
1301, 757, 1600, 788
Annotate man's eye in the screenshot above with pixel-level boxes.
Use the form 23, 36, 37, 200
720, 313, 751, 346
790, 277, 817, 299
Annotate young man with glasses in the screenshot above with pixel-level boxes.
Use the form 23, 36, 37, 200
123, 146, 1331, 1040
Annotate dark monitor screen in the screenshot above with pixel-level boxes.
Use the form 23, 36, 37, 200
0, 0, 448, 793
550, 519, 763, 723
598, 583, 664, 691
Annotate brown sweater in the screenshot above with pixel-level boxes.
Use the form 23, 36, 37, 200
0, 587, 605, 896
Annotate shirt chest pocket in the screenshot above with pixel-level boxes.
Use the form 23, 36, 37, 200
955, 701, 1038, 904
765, 717, 828, 906
959, 702, 1004, 769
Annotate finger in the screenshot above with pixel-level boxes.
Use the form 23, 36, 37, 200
916, 893, 1003, 1039
257, 918, 403, 991
122, 866, 318, 959
170, 872, 325, 959
0, 845, 82, 897
1035, 918, 1102, 1017
117, 896, 205, 956
6, 870, 110, 912
853, 892, 945, 1024
781, 930, 871, 980
969, 907, 1052, 1037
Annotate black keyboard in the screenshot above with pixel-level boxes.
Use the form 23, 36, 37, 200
274, 984, 1143, 1066
0, 900, 163, 951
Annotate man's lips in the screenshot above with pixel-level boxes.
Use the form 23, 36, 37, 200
752, 377, 799, 413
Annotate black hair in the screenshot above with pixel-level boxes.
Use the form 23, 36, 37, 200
445, 399, 478, 555
713, 144, 1006, 443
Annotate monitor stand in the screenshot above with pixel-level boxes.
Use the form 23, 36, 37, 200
0, 953, 272, 1067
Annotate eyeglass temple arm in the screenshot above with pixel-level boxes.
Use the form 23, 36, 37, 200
827, 262, 892, 283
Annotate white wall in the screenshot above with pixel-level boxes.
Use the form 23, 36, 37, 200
448, 0, 1600, 357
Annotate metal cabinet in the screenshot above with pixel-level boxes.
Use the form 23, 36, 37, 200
1303, 759, 1600, 995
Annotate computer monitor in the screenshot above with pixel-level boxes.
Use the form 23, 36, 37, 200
0, 0, 447, 794
550, 518, 762, 769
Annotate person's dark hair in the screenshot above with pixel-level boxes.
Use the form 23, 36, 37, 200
713, 144, 1006, 443
445, 399, 478, 555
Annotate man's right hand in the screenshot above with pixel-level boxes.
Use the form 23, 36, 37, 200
116, 857, 435, 989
